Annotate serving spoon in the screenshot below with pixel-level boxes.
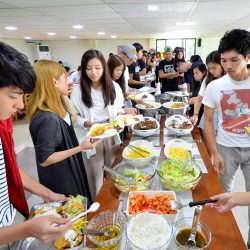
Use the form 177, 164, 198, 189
71, 202, 100, 222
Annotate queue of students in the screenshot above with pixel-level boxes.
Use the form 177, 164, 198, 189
0, 28, 250, 248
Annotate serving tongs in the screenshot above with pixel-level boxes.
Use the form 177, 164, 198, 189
80, 229, 108, 236
123, 142, 151, 158
170, 199, 217, 210
103, 166, 134, 184
181, 149, 195, 176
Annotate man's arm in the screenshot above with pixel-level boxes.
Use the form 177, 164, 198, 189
204, 105, 224, 174
19, 168, 67, 202
139, 68, 146, 76
158, 70, 178, 79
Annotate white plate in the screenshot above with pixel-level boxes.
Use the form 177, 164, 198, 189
88, 122, 124, 139
162, 101, 189, 110
131, 117, 160, 137
165, 115, 193, 135
135, 92, 155, 102
135, 101, 161, 110
165, 91, 190, 97
118, 114, 143, 126
138, 86, 156, 94
164, 139, 191, 159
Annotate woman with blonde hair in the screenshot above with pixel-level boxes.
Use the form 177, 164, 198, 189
27, 60, 100, 203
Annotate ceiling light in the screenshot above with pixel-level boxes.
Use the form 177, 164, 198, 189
72, 25, 83, 29
176, 21, 197, 26
111, 35, 117, 38
148, 5, 159, 11
47, 32, 56, 36
5, 26, 17, 31
24, 36, 32, 39
97, 32, 105, 35
70, 35, 77, 39
248, 28, 250, 31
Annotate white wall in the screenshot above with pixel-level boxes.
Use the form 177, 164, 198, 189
196, 37, 221, 62
1, 36, 221, 70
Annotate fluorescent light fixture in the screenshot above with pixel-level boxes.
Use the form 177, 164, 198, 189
97, 32, 105, 35
111, 35, 117, 38
24, 36, 32, 39
47, 32, 56, 36
70, 35, 77, 39
5, 26, 17, 31
248, 28, 250, 31
148, 5, 159, 11
72, 24, 83, 29
176, 21, 197, 26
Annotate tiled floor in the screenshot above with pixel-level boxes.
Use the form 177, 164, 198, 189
12, 118, 249, 243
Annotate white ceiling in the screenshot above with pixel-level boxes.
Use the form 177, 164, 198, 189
0, 0, 249, 40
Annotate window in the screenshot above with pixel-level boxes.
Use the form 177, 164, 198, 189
156, 38, 196, 60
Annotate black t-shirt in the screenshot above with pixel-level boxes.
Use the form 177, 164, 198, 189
128, 61, 140, 82
137, 59, 146, 72
159, 59, 178, 92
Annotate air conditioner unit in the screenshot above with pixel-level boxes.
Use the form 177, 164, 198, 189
34, 45, 52, 60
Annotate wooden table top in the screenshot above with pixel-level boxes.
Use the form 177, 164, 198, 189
89, 116, 246, 250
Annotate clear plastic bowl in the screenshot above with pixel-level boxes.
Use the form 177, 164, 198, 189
174, 217, 211, 250
157, 159, 202, 193
86, 210, 127, 249
109, 161, 155, 193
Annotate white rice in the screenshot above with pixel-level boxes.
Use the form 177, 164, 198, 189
127, 212, 171, 249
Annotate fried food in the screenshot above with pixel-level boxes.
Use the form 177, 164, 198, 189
134, 120, 158, 130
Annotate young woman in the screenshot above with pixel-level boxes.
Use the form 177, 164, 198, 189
27, 60, 100, 203
191, 51, 225, 156
70, 50, 125, 199
107, 54, 136, 114
188, 63, 207, 124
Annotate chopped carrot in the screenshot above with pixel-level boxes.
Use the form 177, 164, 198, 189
128, 192, 177, 215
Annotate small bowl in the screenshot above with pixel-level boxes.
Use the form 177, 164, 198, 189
131, 117, 160, 137
109, 161, 155, 193
126, 211, 173, 250
122, 140, 156, 167
174, 217, 211, 250
86, 210, 127, 249
157, 159, 202, 193
162, 102, 188, 116
164, 139, 190, 159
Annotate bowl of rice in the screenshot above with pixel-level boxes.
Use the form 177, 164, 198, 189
126, 211, 173, 250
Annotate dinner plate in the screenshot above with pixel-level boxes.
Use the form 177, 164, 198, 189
138, 86, 156, 94
88, 122, 124, 139
118, 114, 143, 126
134, 92, 155, 102
165, 115, 193, 135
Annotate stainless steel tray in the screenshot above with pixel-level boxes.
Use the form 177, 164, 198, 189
16, 198, 87, 250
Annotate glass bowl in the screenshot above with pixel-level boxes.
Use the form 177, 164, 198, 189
86, 210, 127, 249
109, 161, 155, 193
174, 217, 211, 250
157, 158, 202, 193
126, 211, 173, 250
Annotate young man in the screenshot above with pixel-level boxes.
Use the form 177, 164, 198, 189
202, 29, 250, 247
158, 46, 179, 92
118, 44, 148, 89
133, 42, 146, 76
0, 42, 71, 248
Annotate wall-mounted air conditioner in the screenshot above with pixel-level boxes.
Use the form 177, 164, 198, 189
34, 45, 52, 60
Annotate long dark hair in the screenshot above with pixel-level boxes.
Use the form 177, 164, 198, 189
192, 63, 207, 97
107, 55, 126, 97
205, 50, 225, 86
80, 50, 115, 108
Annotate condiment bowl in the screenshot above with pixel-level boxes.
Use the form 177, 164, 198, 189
86, 210, 127, 249
174, 217, 211, 249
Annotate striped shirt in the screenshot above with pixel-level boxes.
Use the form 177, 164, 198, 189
0, 137, 16, 227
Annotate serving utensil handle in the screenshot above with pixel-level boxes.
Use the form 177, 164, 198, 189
189, 199, 217, 207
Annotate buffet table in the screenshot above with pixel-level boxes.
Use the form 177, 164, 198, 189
89, 115, 246, 250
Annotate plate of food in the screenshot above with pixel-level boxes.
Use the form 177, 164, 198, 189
88, 120, 124, 139
17, 195, 87, 250
138, 86, 156, 94
165, 115, 193, 135
134, 92, 155, 102
135, 101, 162, 110
118, 114, 143, 126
